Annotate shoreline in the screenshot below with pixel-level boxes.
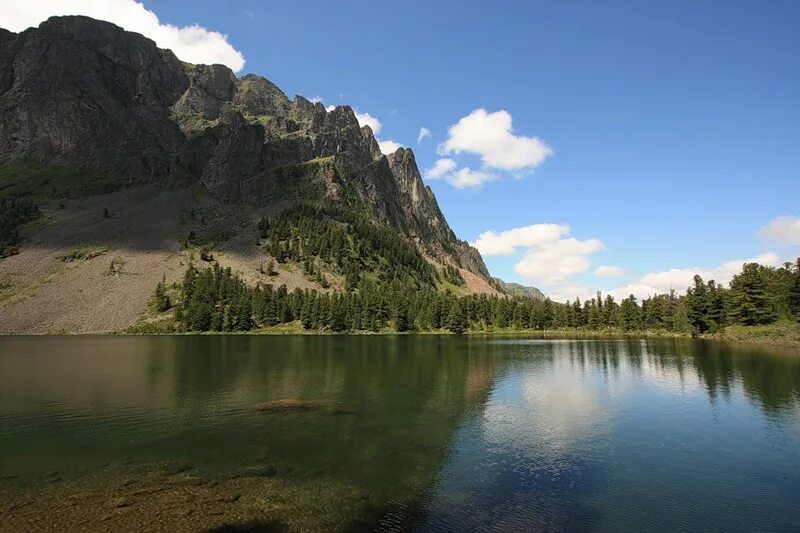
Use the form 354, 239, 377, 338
3, 322, 798, 351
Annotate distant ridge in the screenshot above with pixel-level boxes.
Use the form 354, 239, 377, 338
492, 278, 545, 300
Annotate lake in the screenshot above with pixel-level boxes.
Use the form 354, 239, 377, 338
1, 336, 799, 532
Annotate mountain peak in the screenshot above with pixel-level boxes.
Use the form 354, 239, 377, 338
0, 14, 492, 284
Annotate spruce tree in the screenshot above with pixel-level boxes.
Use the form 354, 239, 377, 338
729, 263, 775, 325
789, 258, 800, 320
446, 300, 468, 333
686, 275, 711, 334
154, 279, 171, 312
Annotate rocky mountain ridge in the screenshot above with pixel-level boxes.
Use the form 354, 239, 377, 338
492, 278, 545, 301
0, 15, 489, 277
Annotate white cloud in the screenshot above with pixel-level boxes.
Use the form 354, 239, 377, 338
544, 280, 595, 303
325, 105, 336, 112
445, 167, 496, 189
423, 159, 494, 189
438, 108, 552, 171
474, 223, 603, 300
1, 0, 246, 72
354, 111, 382, 135
515, 237, 606, 285
309, 96, 324, 104
417, 127, 431, 143
607, 252, 782, 300
351, 109, 402, 154
472, 223, 570, 256
378, 139, 402, 155
759, 215, 800, 246
424, 158, 456, 180
594, 265, 625, 278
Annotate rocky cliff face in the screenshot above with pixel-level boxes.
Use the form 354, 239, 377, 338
0, 15, 490, 278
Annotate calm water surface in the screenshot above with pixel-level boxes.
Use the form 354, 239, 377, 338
1, 336, 799, 531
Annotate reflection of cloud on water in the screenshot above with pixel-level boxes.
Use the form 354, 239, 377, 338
638, 356, 703, 396
482, 347, 612, 457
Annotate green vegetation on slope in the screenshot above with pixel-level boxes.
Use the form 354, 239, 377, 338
0, 158, 119, 200
149, 262, 549, 333
257, 204, 439, 290
144, 255, 800, 344
0, 158, 125, 257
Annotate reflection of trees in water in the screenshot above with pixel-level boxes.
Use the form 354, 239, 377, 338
692, 341, 800, 414
488, 337, 800, 417
144, 336, 502, 519
644, 338, 800, 414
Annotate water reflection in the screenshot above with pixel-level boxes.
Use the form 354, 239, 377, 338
1, 336, 799, 531
420, 338, 800, 532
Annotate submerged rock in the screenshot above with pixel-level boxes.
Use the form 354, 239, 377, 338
159, 460, 194, 475
231, 464, 277, 479
251, 399, 330, 412
109, 496, 133, 508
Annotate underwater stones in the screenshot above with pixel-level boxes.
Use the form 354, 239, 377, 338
215, 491, 242, 503
251, 399, 328, 412
109, 496, 133, 508
231, 464, 277, 479
159, 460, 194, 476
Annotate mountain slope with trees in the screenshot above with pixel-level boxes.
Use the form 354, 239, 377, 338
0, 16, 508, 332
1, 15, 797, 344
139, 257, 800, 340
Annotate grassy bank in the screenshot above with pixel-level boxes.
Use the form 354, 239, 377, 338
704, 320, 800, 349
124, 313, 800, 350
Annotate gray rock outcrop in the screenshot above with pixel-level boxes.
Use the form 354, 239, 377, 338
0, 15, 490, 278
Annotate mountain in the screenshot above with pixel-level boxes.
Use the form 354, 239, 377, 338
0, 15, 502, 333
492, 278, 545, 300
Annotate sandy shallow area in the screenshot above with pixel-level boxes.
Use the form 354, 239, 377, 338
0, 459, 397, 532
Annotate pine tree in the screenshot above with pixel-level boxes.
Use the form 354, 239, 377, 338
789, 258, 800, 320
154, 278, 171, 312
330, 294, 348, 332
686, 275, 711, 334
620, 295, 640, 331
729, 263, 775, 325
446, 300, 468, 333
706, 280, 727, 332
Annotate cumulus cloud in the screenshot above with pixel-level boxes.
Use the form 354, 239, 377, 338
446, 167, 496, 189
594, 265, 625, 278
515, 238, 606, 284
350, 109, 403, 154
417, 127, 431, 143
543, 280, 596, 303
354, 111, 382, 135
473, 223, 603, 300
308, 96, 324, 104
377, 139, 402, 155
759, 215, 800, 246
607, 252, 782, 300
423, 159, 494, 189
1, 0, 246, 71
424, 158, 456, 180
438, 108, 552, 171
472, 224, 570, 256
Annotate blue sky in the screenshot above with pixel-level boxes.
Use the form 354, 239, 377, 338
5, 0, 799, 300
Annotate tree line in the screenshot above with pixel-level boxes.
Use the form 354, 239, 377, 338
155, 258, 800, 334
